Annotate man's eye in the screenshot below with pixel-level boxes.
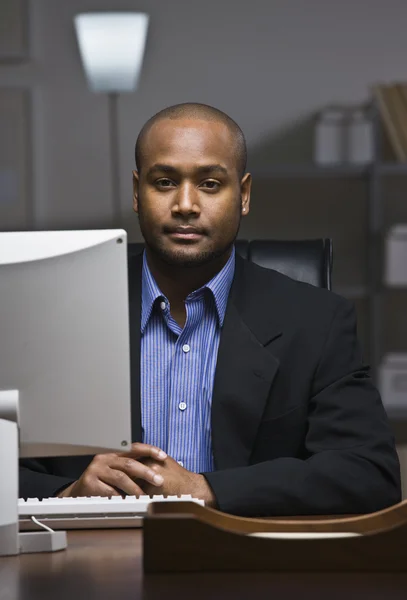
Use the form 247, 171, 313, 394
156, 179, 174, 188
201, 180, 220, 190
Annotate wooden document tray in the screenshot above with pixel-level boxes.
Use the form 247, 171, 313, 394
143, 500, 407, 573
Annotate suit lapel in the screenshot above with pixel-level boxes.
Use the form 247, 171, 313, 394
211, 256, 282, 469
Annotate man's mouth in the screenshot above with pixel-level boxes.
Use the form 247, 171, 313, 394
165, 227, 205, 240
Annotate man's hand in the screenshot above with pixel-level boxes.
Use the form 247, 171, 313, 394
138, 455, 217, 507
57, 443, 167, 497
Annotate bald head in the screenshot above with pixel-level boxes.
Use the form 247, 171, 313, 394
135, 103, 247, 178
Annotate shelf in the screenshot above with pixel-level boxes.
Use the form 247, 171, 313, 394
379, 164, 407, 175
383, 407, 407, 421
250, 164, 368, 179
382, 285, 407, 292
251, 163, 407, 177
336, 285, 407, 297
334, 285, 368, 299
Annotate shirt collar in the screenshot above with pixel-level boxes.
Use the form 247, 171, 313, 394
203, 247, 235, 326
141, 252, 163, 334
141, 247, 235, 332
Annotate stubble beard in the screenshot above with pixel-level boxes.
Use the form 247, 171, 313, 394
137, 202, 242, 269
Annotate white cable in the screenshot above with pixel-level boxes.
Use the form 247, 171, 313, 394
30, 516, 55, 533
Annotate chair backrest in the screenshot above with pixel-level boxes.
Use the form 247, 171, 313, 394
127, 238, 333, 290
247, 239, 332, 289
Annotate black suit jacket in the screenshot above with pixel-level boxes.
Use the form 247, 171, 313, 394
20, 252, 401, 516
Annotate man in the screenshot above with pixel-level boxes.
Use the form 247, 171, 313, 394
20, 103, 401, 516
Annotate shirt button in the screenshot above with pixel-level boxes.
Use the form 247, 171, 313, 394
160, 301, 166, 310
182, 344, 190, 353
177, 461, 184, 467
178, 402, 187, 411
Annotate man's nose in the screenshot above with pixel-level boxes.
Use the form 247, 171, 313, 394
173, 182, 200, 215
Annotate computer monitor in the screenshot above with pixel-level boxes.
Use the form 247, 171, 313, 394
0, 230, 132, 556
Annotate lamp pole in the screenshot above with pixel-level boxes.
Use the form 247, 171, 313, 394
108, 92, 121, 227
74, 12, 149, 228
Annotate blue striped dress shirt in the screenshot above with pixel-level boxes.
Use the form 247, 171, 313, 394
140, 248, 235, 473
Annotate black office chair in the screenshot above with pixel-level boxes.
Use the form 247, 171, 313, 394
246, 239, 332, 290
128, 238, 332, 290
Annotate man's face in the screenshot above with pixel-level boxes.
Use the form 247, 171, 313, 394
133, 118, 251, 268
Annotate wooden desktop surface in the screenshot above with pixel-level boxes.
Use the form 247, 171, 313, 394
2, 529, 407, 600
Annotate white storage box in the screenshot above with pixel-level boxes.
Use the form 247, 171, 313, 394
379, 354, 407, 414
385, 225, 407, 286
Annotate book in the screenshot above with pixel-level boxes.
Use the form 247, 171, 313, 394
389, 83, 407, 158
372, 84, 407, 161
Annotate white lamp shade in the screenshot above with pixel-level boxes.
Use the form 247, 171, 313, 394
74, 12, 149, 92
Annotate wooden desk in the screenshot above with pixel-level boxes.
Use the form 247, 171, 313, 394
2, 529, 407, 600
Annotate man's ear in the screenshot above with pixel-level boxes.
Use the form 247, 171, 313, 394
132, 170, 139, 213
240, 172, 252, 216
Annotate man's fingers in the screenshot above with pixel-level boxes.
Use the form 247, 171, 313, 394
119, 442, 167, 461
97, 482, 122, 497
67, 477, 122, 498
113, 457, 164, 487
101, 467, 148, 496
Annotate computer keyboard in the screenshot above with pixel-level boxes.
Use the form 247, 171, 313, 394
18, 494, 204, 531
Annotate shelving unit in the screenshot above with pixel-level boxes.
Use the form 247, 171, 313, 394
250, 102, 406, 383
251, 165, 368, 178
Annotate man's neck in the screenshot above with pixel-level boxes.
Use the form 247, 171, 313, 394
145, 248, 232, 315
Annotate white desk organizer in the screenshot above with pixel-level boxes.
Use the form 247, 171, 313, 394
385, 225, 407, 286
379, 354, 407, 415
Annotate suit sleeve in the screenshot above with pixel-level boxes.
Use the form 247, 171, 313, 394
19, 459, 76, 499
204, 299, 402, 516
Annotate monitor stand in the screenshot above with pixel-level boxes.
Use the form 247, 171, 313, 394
0, 390, 67, 557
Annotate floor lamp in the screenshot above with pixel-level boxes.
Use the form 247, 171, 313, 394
74, 12, 149, 227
